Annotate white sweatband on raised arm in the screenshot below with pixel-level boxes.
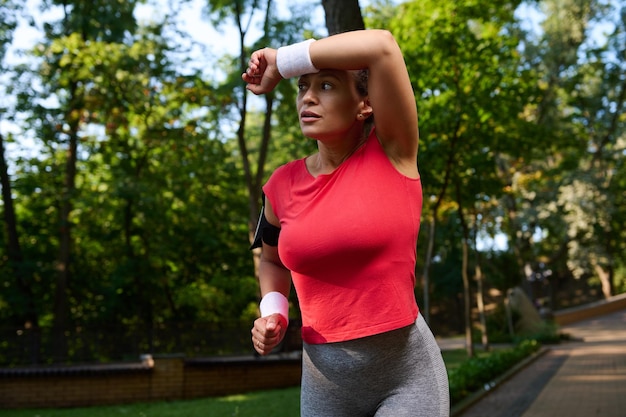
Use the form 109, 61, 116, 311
260, 291, 289, 325
276, 39, 319, 79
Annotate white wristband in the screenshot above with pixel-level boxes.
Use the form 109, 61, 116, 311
276, 39, 319, 79
260, 291, 289, 325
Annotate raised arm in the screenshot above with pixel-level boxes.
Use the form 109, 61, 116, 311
309, 30, 418, 169
243, 30, 419, 174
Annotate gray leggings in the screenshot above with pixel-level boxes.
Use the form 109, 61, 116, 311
301, 314, 450, 417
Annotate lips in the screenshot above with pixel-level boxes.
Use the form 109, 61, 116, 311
300, 110, 321, 122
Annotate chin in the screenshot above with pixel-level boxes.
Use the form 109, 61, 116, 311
300, 127, 320, 140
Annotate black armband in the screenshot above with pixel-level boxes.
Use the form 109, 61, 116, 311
250, 194, 280, 250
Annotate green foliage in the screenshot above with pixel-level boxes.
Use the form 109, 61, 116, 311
513, 320, 568, 345
0, 0, 261, 365
0, 0, 328, 365
1, 0, 625, 367
476, 302, 518, 344
615, 265, 626, 294
448, 339, 541, 404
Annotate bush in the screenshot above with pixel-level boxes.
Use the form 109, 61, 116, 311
473, 303, 569, 345
513, 321, 567, 345
448, 339, 540, 404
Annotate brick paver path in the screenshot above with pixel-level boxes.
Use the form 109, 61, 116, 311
455, 309, 626, 417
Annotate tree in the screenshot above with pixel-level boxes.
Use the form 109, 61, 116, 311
558, 0, 625, 298
2, 0, 623, 366
389, 0, 536, 354
511, 0, 624, 301
10, 0, 235, 362
205, 0, 320, 277
29, 0, 139, 361
0, 0, 43, 362
1, 0, 318, 365
321, 0, 364, 35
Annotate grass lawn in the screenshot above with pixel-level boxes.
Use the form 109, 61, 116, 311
441, 347, 492, 370
0, 387, 302, 417
0, 348, 486, 417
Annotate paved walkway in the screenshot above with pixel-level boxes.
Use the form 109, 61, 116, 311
451, 309, 626, 417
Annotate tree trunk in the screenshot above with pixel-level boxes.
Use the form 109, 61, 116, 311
456, 182, 474, 357
592, 262, 613, 299
321, 0, 365, 34
421, 140, 456, 323
421, 218, 436, 323
475, 263, 489, 350
1, 131, 41, 363
473, 211, 489, 350
0, 132, 21, 283
461, 238, 473, 358
52, 82, 80, 362
234, 1, 274, 279
422, 108, 461, 322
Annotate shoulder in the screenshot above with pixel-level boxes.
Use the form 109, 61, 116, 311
264, 158, 306, 196
267, 159, 304, 182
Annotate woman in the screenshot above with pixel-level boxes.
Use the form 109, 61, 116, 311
243, 29, 449, 417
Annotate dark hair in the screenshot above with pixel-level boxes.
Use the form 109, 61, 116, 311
354, 69, 369, 97
352, 69, 374, 134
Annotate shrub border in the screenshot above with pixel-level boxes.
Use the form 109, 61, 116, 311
450, 344, 549, 416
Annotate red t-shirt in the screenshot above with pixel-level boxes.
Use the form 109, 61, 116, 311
264, 130, 422, 344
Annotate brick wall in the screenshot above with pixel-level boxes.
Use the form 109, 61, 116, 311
0, 353, 302, 409
184, 355, 303, 398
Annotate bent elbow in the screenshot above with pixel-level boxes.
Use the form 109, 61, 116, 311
371, 29, 401, 58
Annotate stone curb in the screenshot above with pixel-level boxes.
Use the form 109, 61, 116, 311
450, 346, 551, 417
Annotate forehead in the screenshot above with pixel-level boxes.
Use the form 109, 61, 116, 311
299, 69, 351, 83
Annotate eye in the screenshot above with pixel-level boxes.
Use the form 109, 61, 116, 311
321, 81, 333, 90
297, 82, 309, 92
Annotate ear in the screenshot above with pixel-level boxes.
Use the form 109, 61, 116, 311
357, 98, 373, 120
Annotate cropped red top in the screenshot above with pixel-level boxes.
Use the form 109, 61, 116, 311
263, 130, 422, 344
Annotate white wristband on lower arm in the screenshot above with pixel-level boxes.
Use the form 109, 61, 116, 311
260, 291, 289, 325
276, 39, 319, 79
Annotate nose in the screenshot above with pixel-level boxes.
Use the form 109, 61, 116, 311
300, 87, 317, 105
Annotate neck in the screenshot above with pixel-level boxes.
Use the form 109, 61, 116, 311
307, 134, 368, 177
